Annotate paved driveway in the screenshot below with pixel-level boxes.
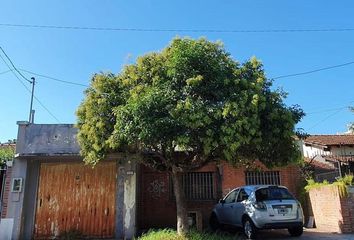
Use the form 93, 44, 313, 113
222, 228, 354, 239
256, 229, 354, 240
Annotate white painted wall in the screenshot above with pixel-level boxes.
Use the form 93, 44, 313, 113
0, 218, 14, 240
302, 143, 354, 158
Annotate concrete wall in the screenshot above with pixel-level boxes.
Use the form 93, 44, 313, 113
5, 158, 28, 240
309, 185, 354, 233
16, 122, 80, 156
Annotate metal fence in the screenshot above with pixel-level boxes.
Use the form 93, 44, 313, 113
170, 172, 215, 200
315, 170, 340, 183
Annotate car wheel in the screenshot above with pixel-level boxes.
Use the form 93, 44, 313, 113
243, 217, 257, 239
288, 226, 303, 237
209, 213, 220, 231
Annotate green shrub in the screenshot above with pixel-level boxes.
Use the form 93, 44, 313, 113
305, 174, 354, 197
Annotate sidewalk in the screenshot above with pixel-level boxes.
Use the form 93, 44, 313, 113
256, 228, 354, 240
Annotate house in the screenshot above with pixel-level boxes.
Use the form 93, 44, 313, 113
2, 122, 302, 239
300, 135, 354, 182
0, 142, 15, 216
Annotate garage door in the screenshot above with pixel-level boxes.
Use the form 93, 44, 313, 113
34, 161, 117, 239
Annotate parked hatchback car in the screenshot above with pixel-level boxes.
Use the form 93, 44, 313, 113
210, 185, 304, 239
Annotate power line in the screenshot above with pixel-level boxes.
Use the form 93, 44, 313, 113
0, 69, 12, 75
1, 23, 354, 33
0, 47, 32, 83
0, 49, 60, 122
272, 61, 354, 79
307, 106, 349, 115
307, 108, 345, 130
19, 68, 89, 87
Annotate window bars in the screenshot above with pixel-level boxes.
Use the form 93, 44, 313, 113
245, 171, 281, 185
170, 172, 215, 200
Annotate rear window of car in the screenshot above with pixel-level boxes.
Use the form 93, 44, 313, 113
255, 187, 294, 201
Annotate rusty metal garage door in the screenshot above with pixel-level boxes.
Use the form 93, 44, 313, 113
34, 161, 116, 239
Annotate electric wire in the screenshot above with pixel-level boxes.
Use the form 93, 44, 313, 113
308, 109, 345, 130
0, 47, 32, 83
19, 68, 89, 87
0, 49, 60, 122
272, 61, 354, 79
0, 69, 12, 75
1, 23, 354, 33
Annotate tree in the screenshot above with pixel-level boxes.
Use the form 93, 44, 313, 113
0, 144, 15, 164
76, 37, 304, 235
349, 107, 354, 133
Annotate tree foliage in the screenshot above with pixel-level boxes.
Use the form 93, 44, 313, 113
349, 107, 354, 133
0, 144, 15, 164
77, 37, 304, 168
77, 37, 304, 234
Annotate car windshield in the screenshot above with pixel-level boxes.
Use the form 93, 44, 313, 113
255, 187, 294, 201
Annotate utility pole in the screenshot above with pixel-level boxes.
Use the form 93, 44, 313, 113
29, 77, 35, 123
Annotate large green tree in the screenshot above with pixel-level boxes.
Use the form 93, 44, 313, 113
77, 38, 304, 235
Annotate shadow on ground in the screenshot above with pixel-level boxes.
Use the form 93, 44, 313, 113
217, 227, 354, 240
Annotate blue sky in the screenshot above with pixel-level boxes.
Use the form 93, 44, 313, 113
0, 0, 353, 142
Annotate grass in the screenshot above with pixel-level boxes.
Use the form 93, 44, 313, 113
137, 229, 243, 240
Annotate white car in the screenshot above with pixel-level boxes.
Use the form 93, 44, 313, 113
210, 185, 304, 239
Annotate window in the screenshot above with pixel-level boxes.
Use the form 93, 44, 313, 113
224, 189, 238, 204
245, 171, 280, 185
236, 188, 249, 202
255, 187, 294, 201
170, 172, 215, 200
11, 178, 23, 192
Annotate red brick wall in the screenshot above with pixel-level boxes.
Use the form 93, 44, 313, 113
138, 164, 218, 231
221, 161, 302, 197
1, 166, 12, 218
309, 185, 354, 233
138, 162, 303, 231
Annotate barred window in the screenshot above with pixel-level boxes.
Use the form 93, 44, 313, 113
245, 171, 280, 185
170, 172, 215, 200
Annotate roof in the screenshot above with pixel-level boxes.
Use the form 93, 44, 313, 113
304, 157, 336, 170
304, 135, 354, 146
322, 155, 354, 163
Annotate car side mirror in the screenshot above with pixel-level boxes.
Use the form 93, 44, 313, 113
219, 199, 225, 204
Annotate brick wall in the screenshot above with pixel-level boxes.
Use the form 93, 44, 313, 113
221, 161, 302, 197
309, 185, 354, 233
138, 161, 303, 231
1, 166, 12, 218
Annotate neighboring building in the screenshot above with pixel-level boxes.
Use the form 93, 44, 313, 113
3, 122, 302, 239
0, 142, 15, 218
300, 135, 354, 182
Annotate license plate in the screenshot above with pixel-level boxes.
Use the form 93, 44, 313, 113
278, 208, 288, 214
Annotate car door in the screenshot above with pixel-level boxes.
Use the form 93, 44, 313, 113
231, 188, 250, 227
217, 188, 239, 224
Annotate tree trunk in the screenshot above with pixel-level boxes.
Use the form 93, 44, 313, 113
171, 166, 189, 235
